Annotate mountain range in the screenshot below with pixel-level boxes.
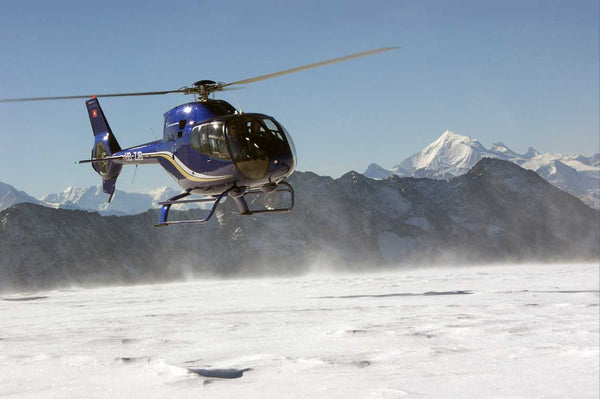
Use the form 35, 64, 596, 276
2, 130, 597, 214
41, 185, 182, 215
1, 158, 597, 293
364, 130, 599, 209
0, 183, 185, 215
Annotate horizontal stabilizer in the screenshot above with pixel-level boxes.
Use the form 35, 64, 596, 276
76, 155, 124, 164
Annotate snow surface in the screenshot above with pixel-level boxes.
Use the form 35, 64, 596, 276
1, 264, 598, 398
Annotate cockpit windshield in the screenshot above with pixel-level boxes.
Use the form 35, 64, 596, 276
225, 115, 292, 180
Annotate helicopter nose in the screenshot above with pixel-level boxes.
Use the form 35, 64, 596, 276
272, 157, 291, 172
269, 157, 295, 182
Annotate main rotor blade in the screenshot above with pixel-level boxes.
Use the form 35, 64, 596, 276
0, 47, 398, 103
0, 89, 185, 103
221, 47, 399, 88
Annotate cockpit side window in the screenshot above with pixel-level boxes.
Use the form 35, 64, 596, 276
262, 118, 285, 141
190, 122, 230, 160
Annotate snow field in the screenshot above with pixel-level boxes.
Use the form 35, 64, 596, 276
0, 263, 598, 398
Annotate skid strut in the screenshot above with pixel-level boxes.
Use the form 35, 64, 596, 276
234, 181, 294, 215
154, 182, 294, 227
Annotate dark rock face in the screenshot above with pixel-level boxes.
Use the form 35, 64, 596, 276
1, 158, 598, 292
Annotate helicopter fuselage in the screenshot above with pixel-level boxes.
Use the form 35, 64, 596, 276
106, 100, 297, 196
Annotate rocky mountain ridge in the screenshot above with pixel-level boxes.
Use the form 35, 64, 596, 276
1, 158, 597, 293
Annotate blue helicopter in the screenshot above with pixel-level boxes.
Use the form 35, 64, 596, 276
0, 48, 397, 226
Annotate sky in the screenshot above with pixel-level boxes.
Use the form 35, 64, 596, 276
0, 0, 597, 197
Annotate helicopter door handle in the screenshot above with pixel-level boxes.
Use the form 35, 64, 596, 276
207, 158, 212, 163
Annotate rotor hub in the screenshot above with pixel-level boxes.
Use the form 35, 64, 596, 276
186, 80, 225, 101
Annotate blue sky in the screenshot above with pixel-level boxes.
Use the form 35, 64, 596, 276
0, 0, 597, 197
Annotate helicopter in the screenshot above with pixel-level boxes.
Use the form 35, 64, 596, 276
0, 47, 397, 226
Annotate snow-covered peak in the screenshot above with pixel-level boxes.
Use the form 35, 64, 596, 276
0, 182, 42, 211
0, 181, 16, 194
491, 142, 507, 150
394, 130, 488, 177
40, 184, 202, 215
523, 146, 540, 159
148, 186, 180, 202
440, 129, 467, 140
489, 142, 522, 160
364, 163, 394, 179
364, 130, 599, 209
436, 129, 478, 145
43, 185, 100, 204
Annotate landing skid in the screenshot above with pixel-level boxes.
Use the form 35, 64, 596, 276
154, 182, 294, 227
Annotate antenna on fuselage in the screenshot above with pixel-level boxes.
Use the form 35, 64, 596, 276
233, 95, 244, 114
132, 165, 139, 184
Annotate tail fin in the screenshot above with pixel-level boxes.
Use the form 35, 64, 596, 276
86, 97, 122, 202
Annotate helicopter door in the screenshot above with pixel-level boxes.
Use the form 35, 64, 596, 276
225, 117, 270, 179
